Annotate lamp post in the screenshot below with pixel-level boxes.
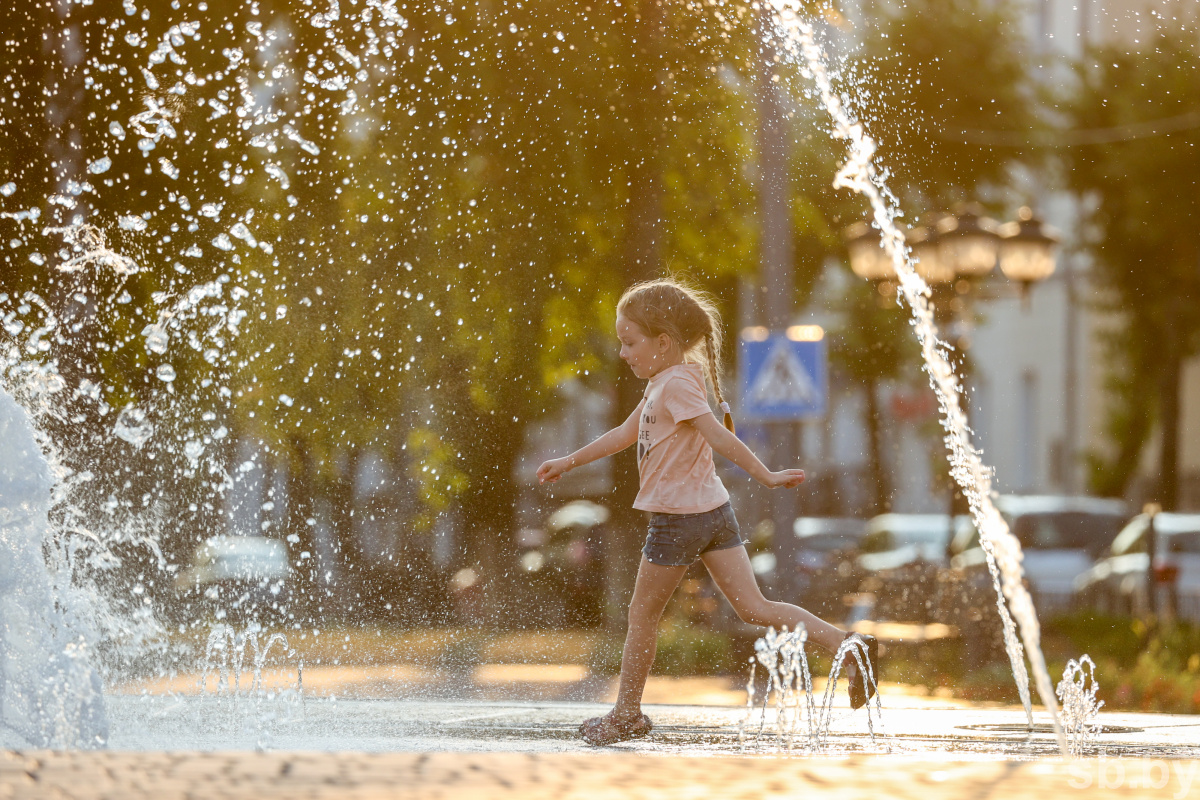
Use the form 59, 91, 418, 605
848, 205, 1059, 296
844, 205, 1060, 515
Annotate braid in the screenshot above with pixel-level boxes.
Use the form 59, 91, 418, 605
705, 330, 735, 434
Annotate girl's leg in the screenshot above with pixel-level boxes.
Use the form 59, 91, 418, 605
700, 545, 845, 653
610, 556, 688, 720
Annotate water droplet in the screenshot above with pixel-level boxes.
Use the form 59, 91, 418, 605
87, 158, 112, 175
0, 183, 15, 196
113, 405, 153, 448
229, 222, 256, 247
264, 163, 290, 189
119, 215, 148, 232
142, 323, 169, 354
156, 364, 176, 382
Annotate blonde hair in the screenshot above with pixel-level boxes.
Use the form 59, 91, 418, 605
617, 278, 735, 433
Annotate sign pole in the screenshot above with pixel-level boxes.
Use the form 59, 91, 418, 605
755, 13, 799, 597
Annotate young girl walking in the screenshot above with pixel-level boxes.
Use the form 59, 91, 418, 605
537, 278, 878, 746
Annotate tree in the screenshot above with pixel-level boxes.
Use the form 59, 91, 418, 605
0, 0, 835, 628
1063, 29, 1200, 507
828, 279, 922, 512
815, 0, 1037, 510
856, 0, 1037, 214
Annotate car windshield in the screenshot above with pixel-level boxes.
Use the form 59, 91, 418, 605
219, 552, 287, 572
1168, 532, 1200, 554
1010, 512, 1125, 556
797, 532, 860, 553
896, 529, 950, 546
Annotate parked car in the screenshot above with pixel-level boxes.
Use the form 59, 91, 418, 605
1073, 512, 1200, 620
791, 517, 868, 619
858, 513, 963, 572
514, 500, 607, 627
856, 514, 967, 622
175, 535, 294, 622
947, 495, 1130, 613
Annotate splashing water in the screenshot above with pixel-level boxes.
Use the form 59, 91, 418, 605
0, 0, 1084, 754
1057, 655, 1104, 756
199, 624, 301, 749
0, 0, 429, 748
739, 626, 883, 753
201, 624, 292, 696
0, 388, 107, 747
42, 224, 139, 277
766, 5, 1066, 754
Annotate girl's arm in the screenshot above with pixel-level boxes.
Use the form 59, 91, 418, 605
537, 399, 645, 484
688, 412, 806, 489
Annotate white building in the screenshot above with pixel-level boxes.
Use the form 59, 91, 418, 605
803, 0, 1200, 514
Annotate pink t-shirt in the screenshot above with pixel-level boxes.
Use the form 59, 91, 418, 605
633, 363, 730, 514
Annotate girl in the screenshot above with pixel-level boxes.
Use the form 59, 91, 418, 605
536, 278, 877, 746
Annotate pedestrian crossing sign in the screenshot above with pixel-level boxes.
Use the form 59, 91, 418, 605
739, 332, 827, 420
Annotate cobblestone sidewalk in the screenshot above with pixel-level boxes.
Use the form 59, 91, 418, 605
3, 750, 1194, 800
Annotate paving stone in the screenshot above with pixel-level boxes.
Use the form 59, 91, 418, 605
4, 695, 1200, 798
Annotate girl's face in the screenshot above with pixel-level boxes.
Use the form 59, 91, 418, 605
616, 314, 678, 379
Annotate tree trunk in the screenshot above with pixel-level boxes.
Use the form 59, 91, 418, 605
864, 378, 890, 514
292, 444, 345, 622
41, 0, 86, 226
1159, 334, 1181, 512
603, 0, 668, 632
463, 425, 524, 625
39, 0, 95, 461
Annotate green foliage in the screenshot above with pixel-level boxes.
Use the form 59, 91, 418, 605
0, 0, 843, 572
856, 0, 1036, 212
1044, 610, 1147, 664
829, 278, 921, 385
1062, 28, 1200, 496
406, 429, 468, 532
653, 618, 734, 676
586, 619, 733, 677
1044, 612, 1200, 713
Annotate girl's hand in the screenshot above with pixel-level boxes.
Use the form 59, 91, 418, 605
765, 469, 806, 489
537, 457, 572, 484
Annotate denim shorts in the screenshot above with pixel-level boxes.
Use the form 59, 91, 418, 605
643, 501, 745, 567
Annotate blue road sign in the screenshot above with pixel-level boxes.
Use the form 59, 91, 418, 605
739, 332, 828, 420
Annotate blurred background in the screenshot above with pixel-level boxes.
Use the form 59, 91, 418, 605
2, 0, 1200, 712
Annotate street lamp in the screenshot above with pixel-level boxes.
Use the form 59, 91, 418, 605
910, 224, 955, 285
844, 205, 1059, 295
844, 221, 893, 282
998, 207, 1061, 288
936, 204, 1002, 279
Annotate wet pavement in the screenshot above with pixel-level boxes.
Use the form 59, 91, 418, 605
5, 694, 1200, 798
98, 693, 1200, 760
